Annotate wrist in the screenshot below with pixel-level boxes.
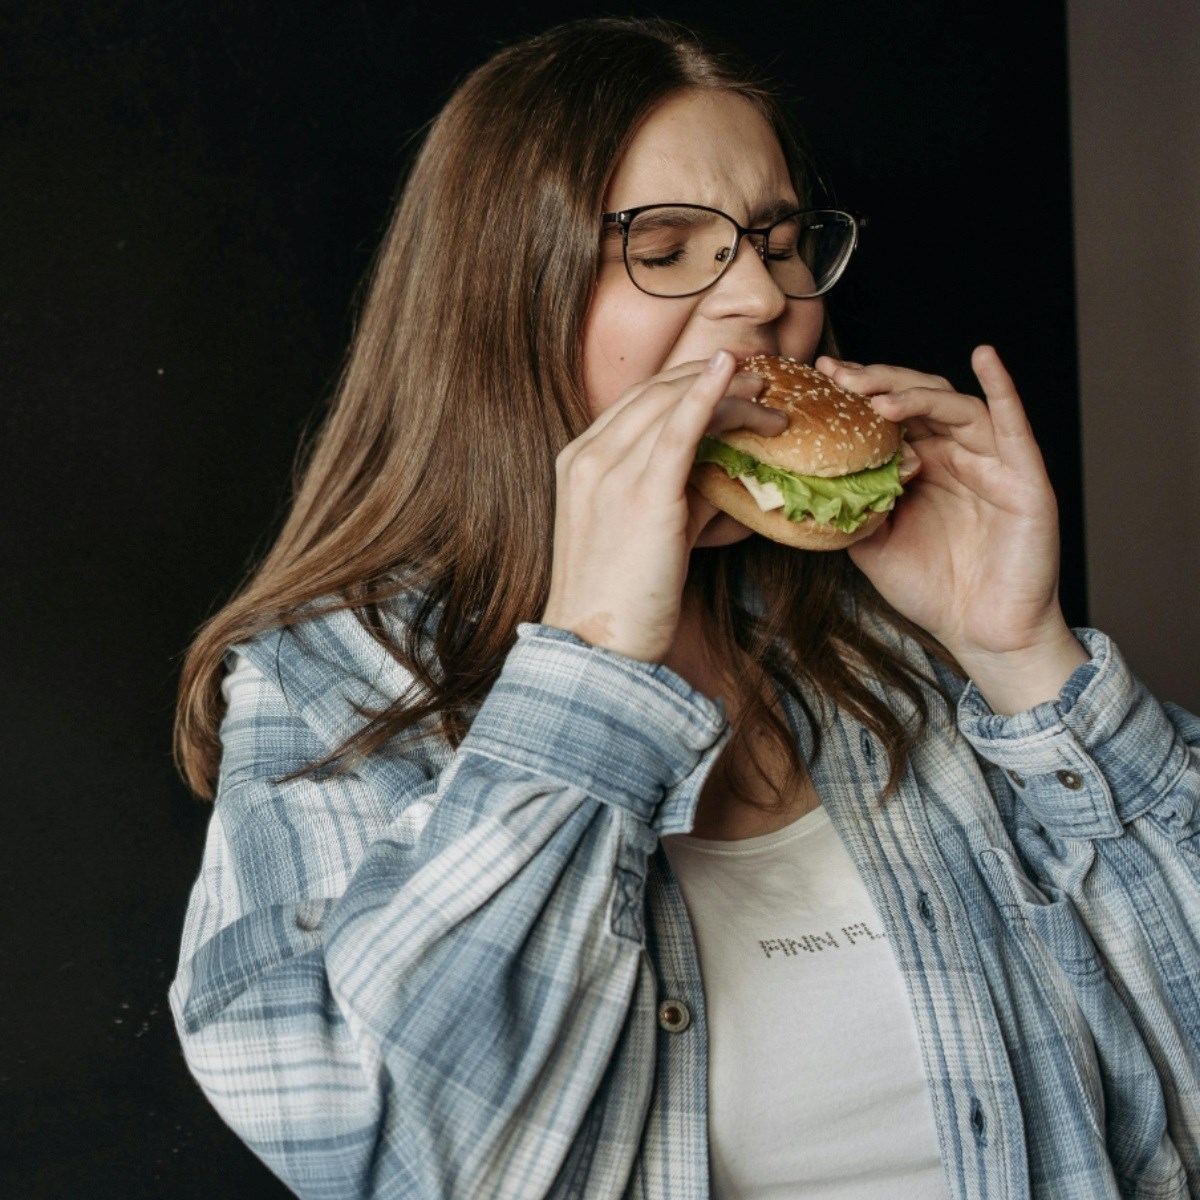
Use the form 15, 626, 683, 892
537, 606, 666, 665
950, 624, 1090, 716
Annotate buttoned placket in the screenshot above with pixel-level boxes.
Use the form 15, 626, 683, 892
795, 687, 1032, 1198
644, 843, 714, 1196
640, 590, 1033, 1198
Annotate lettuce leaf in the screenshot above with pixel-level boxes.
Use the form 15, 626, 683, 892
695, 436, 904, 533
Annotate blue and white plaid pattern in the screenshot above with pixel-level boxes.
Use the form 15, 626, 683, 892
171, 587, 1200, 1198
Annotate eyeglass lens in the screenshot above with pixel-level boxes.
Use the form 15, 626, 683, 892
623, 208, 855, 298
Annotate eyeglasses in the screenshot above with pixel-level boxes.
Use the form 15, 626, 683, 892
599, 204, 867, 300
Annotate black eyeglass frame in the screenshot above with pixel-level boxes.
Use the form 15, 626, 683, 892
599, 203, 868, 300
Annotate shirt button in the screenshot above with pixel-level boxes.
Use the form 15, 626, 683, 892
1007, 769, 1026, 788
1056, 769, 1083, 790
658, 999, 692, 1033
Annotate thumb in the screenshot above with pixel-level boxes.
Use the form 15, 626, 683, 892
685, 484, 722, 544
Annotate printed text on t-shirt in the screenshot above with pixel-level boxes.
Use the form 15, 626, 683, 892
758, 922, 886, 958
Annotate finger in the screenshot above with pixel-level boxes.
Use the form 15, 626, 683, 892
706, 395, 790, 439
574, 364, 765, 453
892, 415, 935, 443
587, 371, 770, 463
869, 387, 996, 456
585, 357, 759, 435
971, 345, 1045, 473
897, 439, 923, 483
823, 359, 955, 397
815, 355, 862, 373
566, 360, 711, 451
623, 387, 788, 486
684, 484, 722, 543
633, 395, 790, 485
644, 351, 760, 493
571, 360, 709, 449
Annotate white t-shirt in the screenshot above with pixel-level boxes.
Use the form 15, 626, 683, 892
661, 804, 951, 1199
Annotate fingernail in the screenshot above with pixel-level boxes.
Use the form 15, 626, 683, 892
706, 350, 729, 373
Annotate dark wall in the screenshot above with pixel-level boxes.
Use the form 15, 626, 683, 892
1068, 0, 1200, 711
3, 3, 1080, 1196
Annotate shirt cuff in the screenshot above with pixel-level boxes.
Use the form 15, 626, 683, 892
956, 627, 1191, 838
458, 622, 732, 835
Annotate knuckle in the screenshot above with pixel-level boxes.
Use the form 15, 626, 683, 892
566, 445, 605, 483
684, 378, 721, 408
555, 443, 586, 480
639, 374, 671, 394
615, 383, 645, 409
655, 423, 691, 455
627, 472, 658, 504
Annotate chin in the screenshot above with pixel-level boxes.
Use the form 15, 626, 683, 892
693, 510, 757, 550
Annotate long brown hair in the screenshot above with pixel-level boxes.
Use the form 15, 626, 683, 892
173, 15, 963, 807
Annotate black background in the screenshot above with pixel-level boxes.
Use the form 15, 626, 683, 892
3, 2, 1081, 1195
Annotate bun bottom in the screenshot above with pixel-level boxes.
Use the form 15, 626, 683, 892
689, 463, 890, 551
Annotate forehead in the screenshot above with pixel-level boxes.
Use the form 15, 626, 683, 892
603, 89, 796, 220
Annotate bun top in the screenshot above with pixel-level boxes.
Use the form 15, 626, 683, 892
722, 355, 901, 478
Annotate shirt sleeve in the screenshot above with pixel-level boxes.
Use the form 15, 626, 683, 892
955, 625, 1200, 1173
169, 614, 731, 1200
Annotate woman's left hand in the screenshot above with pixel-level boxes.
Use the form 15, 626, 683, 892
815, 346, 1084, 697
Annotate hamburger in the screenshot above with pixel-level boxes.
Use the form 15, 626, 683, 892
689, 354, 921, 550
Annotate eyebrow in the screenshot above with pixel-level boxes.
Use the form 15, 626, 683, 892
750, 198, 802, 225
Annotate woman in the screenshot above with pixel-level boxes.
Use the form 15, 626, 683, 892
170, 16, 1200, 1199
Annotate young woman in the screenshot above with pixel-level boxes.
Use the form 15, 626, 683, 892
171, 16, 1200, 1199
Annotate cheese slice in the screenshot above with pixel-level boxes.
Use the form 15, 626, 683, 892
739, 474, 786, 512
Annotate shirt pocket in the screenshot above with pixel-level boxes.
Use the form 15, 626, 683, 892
977, 845, 1108, 1141
978, 843, 1191, 1194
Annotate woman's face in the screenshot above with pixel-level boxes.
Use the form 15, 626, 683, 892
582, 88, 826, 549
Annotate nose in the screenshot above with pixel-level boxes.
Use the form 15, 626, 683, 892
701, 232, 788, 322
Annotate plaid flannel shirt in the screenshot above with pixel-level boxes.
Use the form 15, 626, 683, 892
170, 585, 1200, 1198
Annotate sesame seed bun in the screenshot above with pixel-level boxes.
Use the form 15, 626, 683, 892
720, 355, 900, 476
688, 355, 905, 551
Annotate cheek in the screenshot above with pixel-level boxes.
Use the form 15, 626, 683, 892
780, 299, 827, 361
582, 280, 688, 419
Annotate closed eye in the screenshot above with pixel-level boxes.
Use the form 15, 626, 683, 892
632, 248, 686, 268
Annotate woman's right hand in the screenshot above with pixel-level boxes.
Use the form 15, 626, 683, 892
540, 350, 787, 664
